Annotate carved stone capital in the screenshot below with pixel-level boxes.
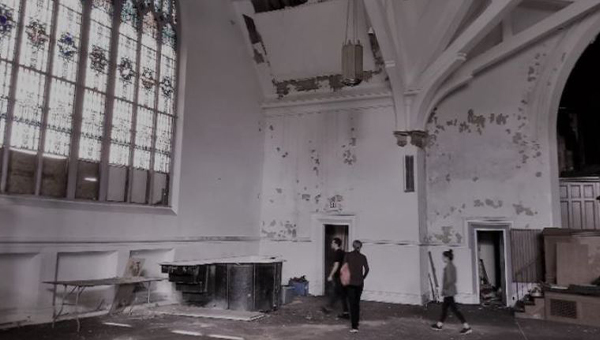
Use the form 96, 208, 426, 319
393, 131, 409, 147
393, 130, 429, 148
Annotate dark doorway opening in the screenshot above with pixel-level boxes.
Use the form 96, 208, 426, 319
558, 36, 600, 176
477, 230, 507, 306
324, 224, 349, 289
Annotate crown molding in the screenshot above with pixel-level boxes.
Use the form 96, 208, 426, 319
262, 87, 394, 116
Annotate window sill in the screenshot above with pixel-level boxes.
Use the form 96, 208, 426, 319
0, 194, 177, 216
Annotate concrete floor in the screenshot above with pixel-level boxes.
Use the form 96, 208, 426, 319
2, 297, 599, 340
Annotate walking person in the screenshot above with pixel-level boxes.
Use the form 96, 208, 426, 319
431, 249, 472, 335
342, 240, 369, 333
322, 238, 349, 318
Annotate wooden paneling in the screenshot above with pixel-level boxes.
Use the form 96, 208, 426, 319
511, 229, 543, 283
559, 179, 600, 230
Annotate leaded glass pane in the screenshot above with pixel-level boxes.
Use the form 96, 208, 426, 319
158, 23, 174, 114
0, 114, 5, 147
0, 0, 22, 62
115, 1, 138, 102
20, 0, 54, 72
154, 151, 169, 173
86, 0, 112, 90
79, 89, 105, 161
52, 0, 82, 81
133, 105, 151, 169
161, 0, 170, 18
120, 0, 137, 27
45, 78, 74, 156
12, 67, 46, 151
171, 0, 175, 23
154, 112, 171, 172
109, 99, 132, 165
138, 11, 156, 108
0, 60, 11, 146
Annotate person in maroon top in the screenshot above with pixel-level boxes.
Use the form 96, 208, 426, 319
343, 240, 369, 333
322, 237, 349, 318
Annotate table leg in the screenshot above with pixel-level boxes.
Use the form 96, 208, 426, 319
54, 285, 76, 328
75, 287, 86, 333
147, 282, 152, 304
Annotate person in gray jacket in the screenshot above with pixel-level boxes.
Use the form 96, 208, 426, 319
431, 249, 472, 335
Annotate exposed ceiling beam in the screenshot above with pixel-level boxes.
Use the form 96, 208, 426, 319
364, 0, 408, 129
419, 0, 600, 129
410, 0, 474, 83
413, 0, 523, 91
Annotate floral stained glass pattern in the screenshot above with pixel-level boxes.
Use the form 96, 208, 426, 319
1, 0, 177, 203
137, 11, 156, 108
0, 0, 20, 62
158, 22, 175, 115
86, 0, 113, 90
52, 0, 83, 81
79, 0, 114, 163
115, 0, 138, 101
19, 0, 54, 71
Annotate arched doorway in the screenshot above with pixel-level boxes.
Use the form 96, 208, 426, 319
557, 35, 600, 230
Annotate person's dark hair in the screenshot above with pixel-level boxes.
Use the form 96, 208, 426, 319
443, 249, 454, 261
332, 237, 342, 247
352, 240, 363, 250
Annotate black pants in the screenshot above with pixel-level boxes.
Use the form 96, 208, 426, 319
439, 296, 467, 324
326, 278, 348, 312
346, 285, 364, 329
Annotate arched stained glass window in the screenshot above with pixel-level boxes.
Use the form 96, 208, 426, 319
0, 0, 178, 205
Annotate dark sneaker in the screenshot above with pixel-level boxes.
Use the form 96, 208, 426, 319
350, 329, 359, 333
431, 324, 443, 331
460, 327, 472, 335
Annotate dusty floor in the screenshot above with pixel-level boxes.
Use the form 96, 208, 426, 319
2, 297, 599, 340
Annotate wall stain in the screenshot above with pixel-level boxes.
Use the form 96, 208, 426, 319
434, 226, 455, 244
513, 203, 536, 216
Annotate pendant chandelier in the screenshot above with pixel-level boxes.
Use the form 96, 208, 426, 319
342, 0, 363, 86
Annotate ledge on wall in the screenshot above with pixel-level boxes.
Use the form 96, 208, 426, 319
261, 86, 393, 116
0, 194, 177, 216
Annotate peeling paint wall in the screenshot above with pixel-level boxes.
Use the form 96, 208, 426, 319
259, 104, 426, 303
426, 39, 562, 246
260, 106, 419, 241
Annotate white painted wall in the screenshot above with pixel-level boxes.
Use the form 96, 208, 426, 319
258, 101, 427, 304
0, 0, 265, 326
425, 34, 566, 303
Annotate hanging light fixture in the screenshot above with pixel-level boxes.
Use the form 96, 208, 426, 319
342, 0, 363, 86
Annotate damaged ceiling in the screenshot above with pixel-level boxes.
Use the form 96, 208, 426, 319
233, 0, 389, 101
232, 0, 592, 114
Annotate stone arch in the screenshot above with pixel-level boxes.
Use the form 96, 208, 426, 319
528, 12, 600, 227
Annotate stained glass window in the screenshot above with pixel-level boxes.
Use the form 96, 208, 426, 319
0, 61, 11, 148
0, 0, 21, 62
0, 0, 178, 204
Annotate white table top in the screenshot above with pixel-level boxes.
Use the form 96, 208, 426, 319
160, 255, 284, 266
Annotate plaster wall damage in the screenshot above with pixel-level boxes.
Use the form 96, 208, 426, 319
425, 38, 561, 246
258, 104, 426, 303
235, 0, 389, 100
